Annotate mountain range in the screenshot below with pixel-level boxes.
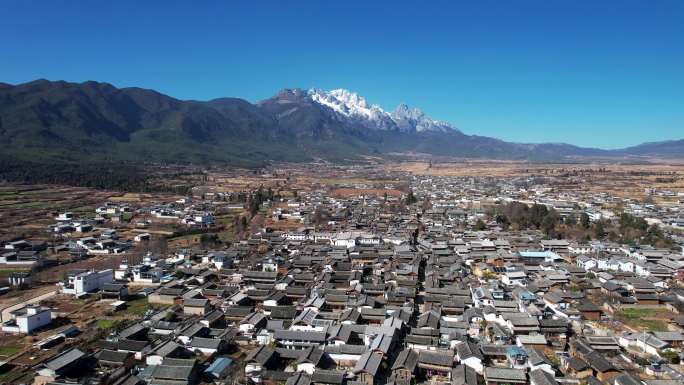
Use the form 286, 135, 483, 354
0, 79, 682, 166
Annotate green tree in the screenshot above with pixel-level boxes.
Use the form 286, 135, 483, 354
200, 233, 220, 248
593, 220, 606, 239
248, 193, 260, 216
495, 214, 510, 230
529, 204, 549, 228
541, 212, 559, 237
580, 213, 591, 229
405, 190, 418, 205
661, 350, 680, 364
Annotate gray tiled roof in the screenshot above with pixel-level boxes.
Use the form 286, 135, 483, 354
456, 341, 483, 361
484, 367, 527, 382
183, 298, 209, 307
391, 348, 418, 371
151, 364, 194, 381
190, 337, 223, 349
286, 372, 312, 385
452, 364, 480, 385
418, 350, 454, 367
311, 370, 345, 385
45, 348, 85, 371
97, 349, 131, 363
245, 345, 275, 365
354, 351, 383, 375
529, 368, 557, 385
274, 329, 326, 342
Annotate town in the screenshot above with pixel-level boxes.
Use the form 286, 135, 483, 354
0, 160, 683, 385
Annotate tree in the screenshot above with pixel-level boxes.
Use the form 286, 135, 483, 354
593, 220, 606, 239
405, 190, 418, 205
248, 194, 260, 216
644, 224, 666, 246
313, 206, 330, 226
661, 350, 680, 364
608, 231, 619, 242
529, 204, 549, 228
421, 197, 432, 212
473, 219, 487, 231
495, 214, 510, 230
541, 212, 559, 238
234, 215, 249, 238
619, 213, 648, 232
200, 233, 220, 248
580, 213, 591, 229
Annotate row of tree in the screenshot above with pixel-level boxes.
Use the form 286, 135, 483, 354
492, 202, 562, 236
247, 186, 275, 215
0, 158, 191, 194
488, 202, 674, 248
218, 187, 286, 205
232, 186, 278, 240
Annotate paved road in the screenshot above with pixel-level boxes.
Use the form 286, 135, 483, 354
0, 289, 58, 322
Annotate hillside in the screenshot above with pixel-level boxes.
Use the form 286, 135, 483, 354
0, 79, 681, 165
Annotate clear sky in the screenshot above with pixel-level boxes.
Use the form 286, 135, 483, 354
2, 1, 683, 148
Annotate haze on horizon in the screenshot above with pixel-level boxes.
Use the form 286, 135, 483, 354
2, 0, 683, 149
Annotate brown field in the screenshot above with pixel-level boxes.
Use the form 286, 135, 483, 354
33, 253, 143, 284
388, 160, 684, 201
265, 218, 305, 231
0, 183, 185, 241
0, 285, 56, 308
390, 160, 684, 178
0, 185, 117, 240
204, 174, 286, 193
108, 192, 151, 202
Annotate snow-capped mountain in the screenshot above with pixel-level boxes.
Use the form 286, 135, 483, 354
391, 103, 456, 133
307, 88, 458, 133
5, 79, 679, 167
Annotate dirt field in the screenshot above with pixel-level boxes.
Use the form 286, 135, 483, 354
0, 185, 116, 240
0, 285, 56, 308
264, 218, 305, 232
388, 161, 684, 201
32, 253, 143, 284
390, 160, 684, 177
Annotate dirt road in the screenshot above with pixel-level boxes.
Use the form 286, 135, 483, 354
0, 289, 58, 322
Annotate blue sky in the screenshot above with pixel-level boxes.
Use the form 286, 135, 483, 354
2, 1, 683, 148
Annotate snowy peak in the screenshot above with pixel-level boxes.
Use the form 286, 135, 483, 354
391, 103, 456, 133
306, 88, 458, 133
308, 88, 376, 119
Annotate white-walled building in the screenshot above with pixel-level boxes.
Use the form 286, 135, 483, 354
2, 304, 51, 334
59, 269, 113, 296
